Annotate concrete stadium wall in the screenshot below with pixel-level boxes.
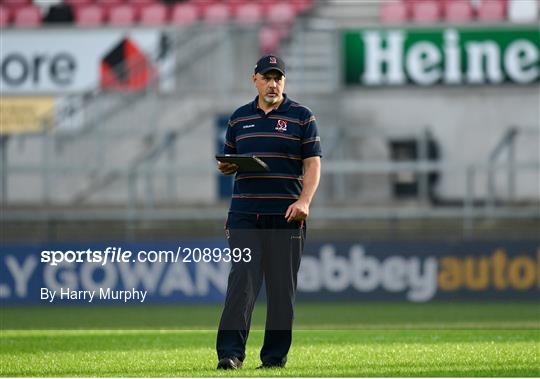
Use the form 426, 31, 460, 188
340, 85, 539, 200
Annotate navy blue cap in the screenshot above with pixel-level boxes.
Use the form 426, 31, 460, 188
254, 54, 286, 75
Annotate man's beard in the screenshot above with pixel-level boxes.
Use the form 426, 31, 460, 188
264, 94, 280, 104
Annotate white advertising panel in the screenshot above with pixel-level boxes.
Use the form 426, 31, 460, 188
1, 29, 174, 94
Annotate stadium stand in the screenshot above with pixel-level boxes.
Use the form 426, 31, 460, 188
235, 2, 262, 25
131, 0, 158, 4
477, 0, 506, 21
1, 0, 314, 103
380, 1, 408, 24
1, 0, 538, 244
189, 0, 214, 16
139, 2, 168, 25
35, 0, 63, 13
12, 4, 41, 26
96, 0, 124, 6
292, 0, 312, 13
170, 2, 198, 25
65, 0, 93, 5
3, 0, 31, 5
222, 0, 245, 16
259, 24, 281, 53
1, 0, 315, 28
267, 1, 296, 26
108, 3, 137, 25
411, 0, 441, 23
0, 5, 11, 27
74, 3, 105, 25
202, 2, 230, 25
444, 0, 474, 23
377, 0, 539, 24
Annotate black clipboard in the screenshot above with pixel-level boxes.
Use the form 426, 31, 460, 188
216, 154, 270, 172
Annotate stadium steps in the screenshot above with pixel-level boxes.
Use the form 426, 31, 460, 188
66, 95, 217, 205
5, 94, 219, 205
4, 25, 233, 206
283, 21, 339, 94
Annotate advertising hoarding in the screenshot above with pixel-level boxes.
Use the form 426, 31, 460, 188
1, 240, 537, 304
344, 27, 539, 86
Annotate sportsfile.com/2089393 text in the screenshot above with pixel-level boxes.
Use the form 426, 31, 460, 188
40, 247, 252, 266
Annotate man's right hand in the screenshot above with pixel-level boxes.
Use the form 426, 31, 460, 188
218, 161, 238, 175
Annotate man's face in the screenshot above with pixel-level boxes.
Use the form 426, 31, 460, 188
253, 70, 286, 106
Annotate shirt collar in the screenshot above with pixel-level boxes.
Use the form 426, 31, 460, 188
251, 93, 292, 113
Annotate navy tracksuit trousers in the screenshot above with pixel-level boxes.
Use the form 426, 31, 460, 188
216, 211, 305, 366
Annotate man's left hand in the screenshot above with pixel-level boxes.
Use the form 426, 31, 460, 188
285, 199, 309, 223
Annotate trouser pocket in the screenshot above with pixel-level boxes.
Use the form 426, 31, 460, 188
289, 228, 304, 276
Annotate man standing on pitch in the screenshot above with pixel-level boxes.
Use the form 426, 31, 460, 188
216, 55, 322, 370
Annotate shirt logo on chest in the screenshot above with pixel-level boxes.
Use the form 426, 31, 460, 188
275, 119, 287, 132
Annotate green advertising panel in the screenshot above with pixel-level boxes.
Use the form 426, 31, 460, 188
344, 27, 539, 86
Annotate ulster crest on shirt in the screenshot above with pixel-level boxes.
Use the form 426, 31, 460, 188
275, 119, 287, 132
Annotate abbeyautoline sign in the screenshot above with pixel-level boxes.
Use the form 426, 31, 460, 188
344, 27, 539, 86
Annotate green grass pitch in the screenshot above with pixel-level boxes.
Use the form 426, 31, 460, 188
1, 302, 539, 377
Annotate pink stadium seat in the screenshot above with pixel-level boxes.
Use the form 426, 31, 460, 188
411, 0, 441, 23
258, 0, 276, 15
380, 1, 408, 23
444, 0, 473, 22
267, 2, 296, 25
235, 2, 262, 25
403, 0, 421, 11
223, 0, 245, 15
477, 0, 505, 21
290, 0, 313, 14
65, 0, 93, 6
75, 4, 105, 26
108, 4, 137, 25
190, 0, 214, 16
139, 3, 167, 25
0, 5, 11, 27
203, 2, 230, 24
170, 3, 198, 25
130, 0, 158, 4
2, 0, 31, 5
259, 26, 281, 54
96, 0, 124, 17
274, 23, 292, 41
13, 5, 41, 27
96, 0, 125, 5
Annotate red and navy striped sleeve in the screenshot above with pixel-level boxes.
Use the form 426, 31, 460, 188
300, 111, 322, 159
223, 118, 237, 154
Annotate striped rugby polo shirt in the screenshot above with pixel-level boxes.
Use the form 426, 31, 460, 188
224, 94, 322, 215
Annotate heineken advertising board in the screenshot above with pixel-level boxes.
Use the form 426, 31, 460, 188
344, 27, 539, 86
